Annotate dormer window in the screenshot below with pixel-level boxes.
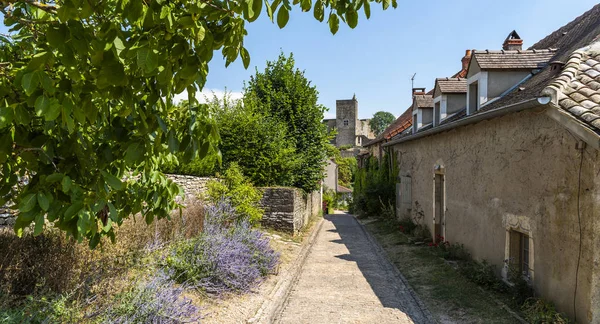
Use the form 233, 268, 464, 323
411, 91, 433, 133
433, 78, 467, 125
467, 79, 482, 114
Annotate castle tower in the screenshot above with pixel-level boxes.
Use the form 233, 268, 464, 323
335, 97, 359, 147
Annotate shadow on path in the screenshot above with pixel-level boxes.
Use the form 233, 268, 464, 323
325, 213, 429, 323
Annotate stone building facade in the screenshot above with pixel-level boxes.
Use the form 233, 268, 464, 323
323, 96, 375, 156
367, 5, 600, 322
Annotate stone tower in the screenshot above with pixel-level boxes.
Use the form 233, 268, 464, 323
335, 96, 359, 147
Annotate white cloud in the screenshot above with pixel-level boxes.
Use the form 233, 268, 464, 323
173, 88, 243, 104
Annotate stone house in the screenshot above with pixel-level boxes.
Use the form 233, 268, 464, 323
379, 5, 600, 322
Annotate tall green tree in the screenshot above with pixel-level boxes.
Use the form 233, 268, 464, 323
213, 92, 298, 187
0, 0, 397, 245
244, 53, 328, 192
369, 111, 395, 136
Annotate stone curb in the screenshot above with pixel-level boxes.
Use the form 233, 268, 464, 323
356, 216, 438, 324
248, 216, 325, 324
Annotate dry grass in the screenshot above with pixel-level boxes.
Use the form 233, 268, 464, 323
0, 200, 205, 308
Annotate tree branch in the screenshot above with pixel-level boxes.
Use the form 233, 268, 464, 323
3, 0, 57, 13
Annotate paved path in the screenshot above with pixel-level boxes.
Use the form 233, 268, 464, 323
276, 212, 432, 324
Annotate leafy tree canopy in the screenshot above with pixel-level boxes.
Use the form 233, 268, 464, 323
244, 52, 328, 192
369, 111, 395, 136
0, 0, 396, 246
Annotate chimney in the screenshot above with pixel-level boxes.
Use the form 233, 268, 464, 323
412, 87, 426, 96
461, 49, 472, 72
503, 30, 523, 51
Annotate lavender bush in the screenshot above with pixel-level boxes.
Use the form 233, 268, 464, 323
102, 270, 200, 323
166, 200, 279, 295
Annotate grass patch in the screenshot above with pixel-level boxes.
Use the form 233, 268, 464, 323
363, 218, 522, 324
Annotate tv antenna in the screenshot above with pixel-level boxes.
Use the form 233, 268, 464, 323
411, 73, 416, 90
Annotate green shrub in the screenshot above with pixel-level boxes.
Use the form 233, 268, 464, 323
323, 189, 337, 214
458, 260, 506, 292
397, 216, 417, 234
522, 298, 570, 324
351, 153, 398, 218
440, 243, 471, 261
206, 163, 263, 224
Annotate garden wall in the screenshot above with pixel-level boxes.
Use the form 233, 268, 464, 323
259, 187, 321, 234
165, 174, 211, 202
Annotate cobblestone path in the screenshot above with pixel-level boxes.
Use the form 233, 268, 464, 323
276, 212, 433, 324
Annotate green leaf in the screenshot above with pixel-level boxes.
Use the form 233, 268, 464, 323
0, 107, 14, 129
34, 95, 49, 117
300, 0, 311, 12
277, 6, 289, 28
62, 176, 72, 193
46, 25, 67, 48
249, 0, 263, 21
108, 202, 118, 222
22, 71, 41, 96
346, 10, 358, 29
125, 141, 144, 165
199, 141, 210, 159
46, 173, 64, 183
363, 0, 371, 19
240, 47, 250, 69
64, 202, 83, 221
313, 0, 324, 22
33, 214, 44, 236
45, 99, 61, 121
266, 0, 274, 20
382, 0, 390, 10
137, 48, 159, 73
101, 171, 124, 190
19, 193, 37, 213
37, 192, 50, 211
328, 13, 339, 34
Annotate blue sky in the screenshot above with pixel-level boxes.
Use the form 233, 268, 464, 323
2, 1, 598, 119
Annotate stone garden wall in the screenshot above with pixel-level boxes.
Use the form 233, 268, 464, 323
0, 175, 321, 234
259, 187, 321, 234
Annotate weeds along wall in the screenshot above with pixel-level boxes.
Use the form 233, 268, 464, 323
352, 152, 398, 218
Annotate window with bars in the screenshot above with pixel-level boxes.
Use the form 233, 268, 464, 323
343, 120, 349, 126
509, 231, 530, 277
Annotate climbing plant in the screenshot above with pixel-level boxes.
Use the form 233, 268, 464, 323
0, 0, 397, 246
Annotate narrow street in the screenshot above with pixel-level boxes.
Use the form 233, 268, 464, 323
275, 212, 433, 324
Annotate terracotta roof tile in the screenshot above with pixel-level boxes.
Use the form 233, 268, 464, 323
364, 106, 413, 146
543, 42, 600, 132
473, 49, 556, 70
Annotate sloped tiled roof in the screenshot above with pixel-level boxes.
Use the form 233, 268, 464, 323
542, 42, 600, 130
436, 78, 467, 93
480, 4, 600, 112
364, 106, 412, 146
473, 49, 556, 70
415, 95, 433, 108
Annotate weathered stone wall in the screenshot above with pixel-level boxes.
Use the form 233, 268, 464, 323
335, 99, 358, 147
165, 174, 211, 202
259, 187, 321, 234
390, 108, 600, 322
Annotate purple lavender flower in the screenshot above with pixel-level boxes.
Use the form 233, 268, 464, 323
167, 199, 279, 295
102, 270, 200, 323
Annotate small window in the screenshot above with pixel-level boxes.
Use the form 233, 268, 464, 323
509, 231, 530, 277
343, 120, 349, 126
